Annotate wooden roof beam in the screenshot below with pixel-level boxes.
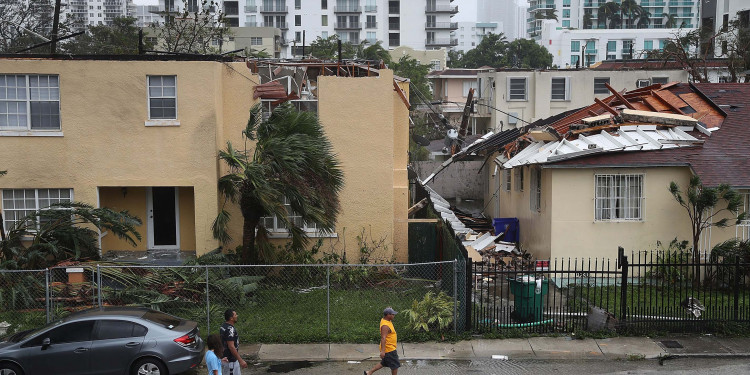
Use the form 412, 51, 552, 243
595, 98, 620, 116
652, 90, 686, 115
605, 83, 636, 109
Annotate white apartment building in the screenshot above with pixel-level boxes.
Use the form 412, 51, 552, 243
701, 0, 750, 57
474, 69, 688, 130
65, 0, 133, 28
527, 0, 701, 38
455, 21, 500, 52
218, 0, 459, 57
132, 4, 164, 27
540, 20, 686, 68
478, 0, 527, 40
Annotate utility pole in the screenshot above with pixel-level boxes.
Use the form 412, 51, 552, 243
50, 0, 62, 54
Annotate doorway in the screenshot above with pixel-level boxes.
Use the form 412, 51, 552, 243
147, 187, 180, 250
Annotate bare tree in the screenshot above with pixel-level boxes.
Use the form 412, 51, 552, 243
0, 0, 70, 53
152, 0, 230, 54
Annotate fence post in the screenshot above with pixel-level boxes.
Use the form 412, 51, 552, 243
453, 260, 457, 335
97, 264, 102, 308
465, 260, 472, 331
734, 256, 740, 321
327, 265, 331, 339
45, 269, 50, 324
619, 255, 628, 322
206, 266, 210, 334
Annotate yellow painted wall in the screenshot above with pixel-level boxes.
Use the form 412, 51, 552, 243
99, 187, 148, 251
0, 59, 256, 255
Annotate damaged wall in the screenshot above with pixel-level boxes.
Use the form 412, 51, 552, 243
414, 160, 486, 202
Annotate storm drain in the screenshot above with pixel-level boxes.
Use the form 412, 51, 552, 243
661, 340, 684, 348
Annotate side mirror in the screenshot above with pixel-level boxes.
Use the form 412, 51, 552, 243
41, 338, 50, 349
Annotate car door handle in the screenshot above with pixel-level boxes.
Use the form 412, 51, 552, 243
126, 342, 141, 347
74, 347, 89, 353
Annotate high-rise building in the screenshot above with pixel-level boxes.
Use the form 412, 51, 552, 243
65, 0, 133, 29
217, 0, 459, 57
701, 0, 750, 58
527, 0, 701, 38
132, 4, 164, 27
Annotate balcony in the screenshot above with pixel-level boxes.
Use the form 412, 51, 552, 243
260, 5, 287, 13
675, 13, 695, 17
260, 22, 288, 29
245, 5, 257, 12
365, 21, 377, 28
365, 5, 377, 12
334, 22, 362, 29
425, 22, 458, 30
388, 6, 399, 14
389, 22, 399, 30
641, 2, 666, 6
245, 22, 258, 27
425, 38, 458, 46
668, 0, 694, 5
425, 5, 458, 14
334, 6, 361, 13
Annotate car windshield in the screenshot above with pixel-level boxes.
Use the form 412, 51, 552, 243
142, 310, 181, 329
6, 317, 66, 343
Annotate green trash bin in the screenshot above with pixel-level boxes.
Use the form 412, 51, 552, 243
509, 276, 549, 323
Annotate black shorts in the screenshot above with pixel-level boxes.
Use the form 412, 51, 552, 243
381, 350, 401, 369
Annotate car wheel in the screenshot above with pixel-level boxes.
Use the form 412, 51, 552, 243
0, 363, 23, 375
132, 358, 167, 375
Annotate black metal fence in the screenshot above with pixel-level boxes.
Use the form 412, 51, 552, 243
471, 249, 750, 334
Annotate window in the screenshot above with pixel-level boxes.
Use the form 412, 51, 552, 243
507, 77, 527, 101
514, 167, 524, 192
562, 20, 570, 27
570, 41, 580, 52
550, 77, 570, 101
261, 197, 321, 234
652, 76, 669, 84
431, 60, 441, 71
738, 190, 750, 240
147, 75, 177, 120
463, 80, 477, 96
563, 0, 570, 6
366, 31, 376, 44
503, 169, 511, 191
594, 77, 610, 94
659, 40, 667, 50
321, 0, 327, 9
322, 15, 328, 26
530, 167, 541, 212
295, 14, 301, 26
295, 0, 300, 9
295, 31, 301, 42
322, 31, 328, 38
2, 188, 72, 230
24, 321, 94, 347
0, 75, 60, 131
606, 41, 616, 52
95, 320, 147, 340
250, 36, 263, 45
595, 174, 643, 221
563, 9, 570, 18
571, 55, 579, 66
643, 40, 653, 50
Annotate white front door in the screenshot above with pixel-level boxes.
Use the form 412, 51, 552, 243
146, 187, 180, 250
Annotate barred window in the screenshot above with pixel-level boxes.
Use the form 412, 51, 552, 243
514, 167, 524, 192
2, 188, 73, 230
551, 77, 570, 101
530, 167, 541, 212
595, 174, 643, 221
261, 196, 319, 233
503, 169, 511, 192
594, 77, 610, 94
507, 77, 527, 101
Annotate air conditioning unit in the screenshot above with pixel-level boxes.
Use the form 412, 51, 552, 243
508, 112, 519, 125
636, 79, 651, 88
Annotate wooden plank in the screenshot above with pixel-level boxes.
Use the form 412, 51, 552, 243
652, 90, 686, 114
393, 80, 411, 110
595, 98, 620, 116
643, 96, 669, 111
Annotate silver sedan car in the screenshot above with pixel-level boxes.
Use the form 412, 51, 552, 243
0, 306, 204, 375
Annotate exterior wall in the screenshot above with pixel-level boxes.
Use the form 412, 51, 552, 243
710, 0, 750, 58
477, 0, 526, 41
414, 161, 486, 200
0, 59, 255, 256
477, 69, 689, 129
225, 27, 282, 58
389, 46, 447, 71
544, 166, 741, 261
271, 69, 407, 262
495, 165, 552, 259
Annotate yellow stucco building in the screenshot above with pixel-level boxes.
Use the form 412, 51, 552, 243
0, 57, 409, 262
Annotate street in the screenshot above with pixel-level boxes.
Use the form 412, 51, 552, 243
180, 357, 750, 374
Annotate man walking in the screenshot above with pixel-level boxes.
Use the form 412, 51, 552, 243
220, 309, 248, 375
365, 307, 400, 375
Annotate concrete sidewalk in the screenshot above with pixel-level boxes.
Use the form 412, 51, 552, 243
236, 335, 750, 362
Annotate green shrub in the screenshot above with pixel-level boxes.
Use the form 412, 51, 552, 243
402, 291, 456, 332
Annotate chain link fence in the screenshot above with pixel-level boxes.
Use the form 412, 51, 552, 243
0, 261, 465, 342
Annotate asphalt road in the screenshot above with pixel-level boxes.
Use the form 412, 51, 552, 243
179, 357, 750, 374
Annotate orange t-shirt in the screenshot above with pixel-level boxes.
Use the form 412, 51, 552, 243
379, 318, 397, 352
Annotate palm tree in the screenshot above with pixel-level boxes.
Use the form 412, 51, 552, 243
663, 12, 678, 28
214, 104, 344, 264
620, 0, 644, 29
598, 2, 621, 29
583, 13, 594, 29
360, 41, 392, 65
636, 10, 652, 29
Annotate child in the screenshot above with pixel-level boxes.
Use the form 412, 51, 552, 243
205, 334, 225, 375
